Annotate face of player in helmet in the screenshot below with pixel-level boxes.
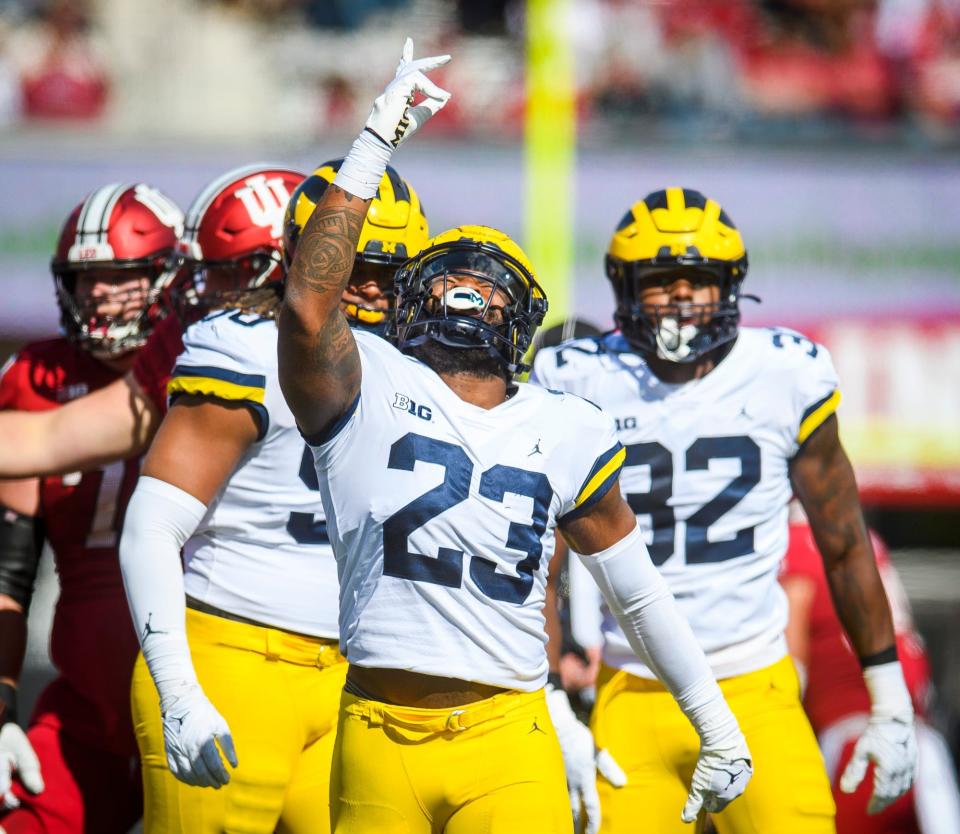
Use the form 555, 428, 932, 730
638, 270, 721, 321
634, 268, 724, 363
423, 272, 512, 327
66, 268, 155, 364
171, 250, 282, 322
404, 271, 515, 381
341, 261, 396, 328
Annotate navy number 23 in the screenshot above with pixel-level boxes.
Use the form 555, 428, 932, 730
382, 433, 553, 604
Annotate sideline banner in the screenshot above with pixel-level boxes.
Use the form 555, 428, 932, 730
797, 319, 960, 507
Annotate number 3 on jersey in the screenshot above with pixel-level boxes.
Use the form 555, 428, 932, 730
383, 433, 552, 604
287, 444, 329, 544
625, 435, 760, 566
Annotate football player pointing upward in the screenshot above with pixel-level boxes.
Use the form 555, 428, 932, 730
118, 162, 428, 834
280, 40, 751, 833
533, 188, 918, 833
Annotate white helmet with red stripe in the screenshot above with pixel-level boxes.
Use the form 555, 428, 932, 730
170, 163, 306, 318
51, 183, 184, 357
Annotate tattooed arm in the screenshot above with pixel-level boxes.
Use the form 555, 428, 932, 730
278, 39, 451, 438
279, 185, 368, 437
789, 414, 895, 659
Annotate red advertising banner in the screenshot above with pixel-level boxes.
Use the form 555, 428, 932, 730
801, 319, 960, 507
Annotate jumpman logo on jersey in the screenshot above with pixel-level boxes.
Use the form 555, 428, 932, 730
737, 405, 752, 421
528, 438, 543, 456
140, 612, 168, 643
529, 718, 546, 735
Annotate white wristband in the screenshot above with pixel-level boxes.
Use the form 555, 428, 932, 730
864, 661, 913, 721
119, 476, 206, 703
332, 130, 392, 201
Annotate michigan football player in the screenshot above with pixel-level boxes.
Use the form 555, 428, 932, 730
532, 187, 918, 833
279, 39, 752, 833
119, 161, 429, 834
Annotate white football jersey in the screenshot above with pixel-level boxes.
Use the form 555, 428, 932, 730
168, 310, 338, 638
533, 326, 840, 679
309, 330, 624, 691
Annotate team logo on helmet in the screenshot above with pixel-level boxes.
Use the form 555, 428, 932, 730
234, 174, 290, 238
605, 187, 751, 363
169, 164, 306, 321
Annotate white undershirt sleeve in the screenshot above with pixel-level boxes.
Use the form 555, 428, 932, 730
577, 523, 741, 748
119, 476, 207, 705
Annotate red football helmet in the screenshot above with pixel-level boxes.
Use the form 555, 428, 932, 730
171, 164, 306, 318
51, 183, 184, 357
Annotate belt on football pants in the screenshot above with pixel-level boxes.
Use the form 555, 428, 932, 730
342, 686, 546, 734
185, 596, 343, 669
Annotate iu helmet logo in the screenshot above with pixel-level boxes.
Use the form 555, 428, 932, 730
234, 175, 291, 238
168, 165, 306, 315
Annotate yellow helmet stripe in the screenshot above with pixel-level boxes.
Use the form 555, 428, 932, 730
666, 187, 686, 213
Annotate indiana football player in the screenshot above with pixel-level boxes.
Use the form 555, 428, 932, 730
0, 157, 424, 478
278, 39, 752, 834
532, 187, 918, 833
119, 161, 430, 834
0, 183, 183, 833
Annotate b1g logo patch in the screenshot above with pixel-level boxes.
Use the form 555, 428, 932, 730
393, 392, 432, 421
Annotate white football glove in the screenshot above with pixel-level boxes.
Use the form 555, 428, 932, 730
334, 38, 451, 201
0, 722, 44, 808
161, 683, 238, 789
546, 684, 627, 834
682, 734, 753, 823
366, 37, 451, 149
840, 661, 917, 814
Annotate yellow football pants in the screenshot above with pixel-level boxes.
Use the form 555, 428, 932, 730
331, 684, 572, 834
131, 607, 347, 834
591, 655, 836, 834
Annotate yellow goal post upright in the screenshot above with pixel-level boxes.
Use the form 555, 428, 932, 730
524, 0, 576, 336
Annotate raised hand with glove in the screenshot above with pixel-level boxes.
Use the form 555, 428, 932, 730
332, 37, 450, 202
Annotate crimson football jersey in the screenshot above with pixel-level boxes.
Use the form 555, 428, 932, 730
130, 314, 184, 415
781, 522, 931, 734
0, 338, 141, 755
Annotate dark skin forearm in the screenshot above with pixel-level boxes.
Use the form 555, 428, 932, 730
278, 184, 369, 437
790, 415, 896, 659
545, 547, 564, 674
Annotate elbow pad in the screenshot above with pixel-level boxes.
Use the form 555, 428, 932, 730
0, 506, 44, 611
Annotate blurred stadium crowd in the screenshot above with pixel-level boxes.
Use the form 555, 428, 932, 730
0, 0, 959, 140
